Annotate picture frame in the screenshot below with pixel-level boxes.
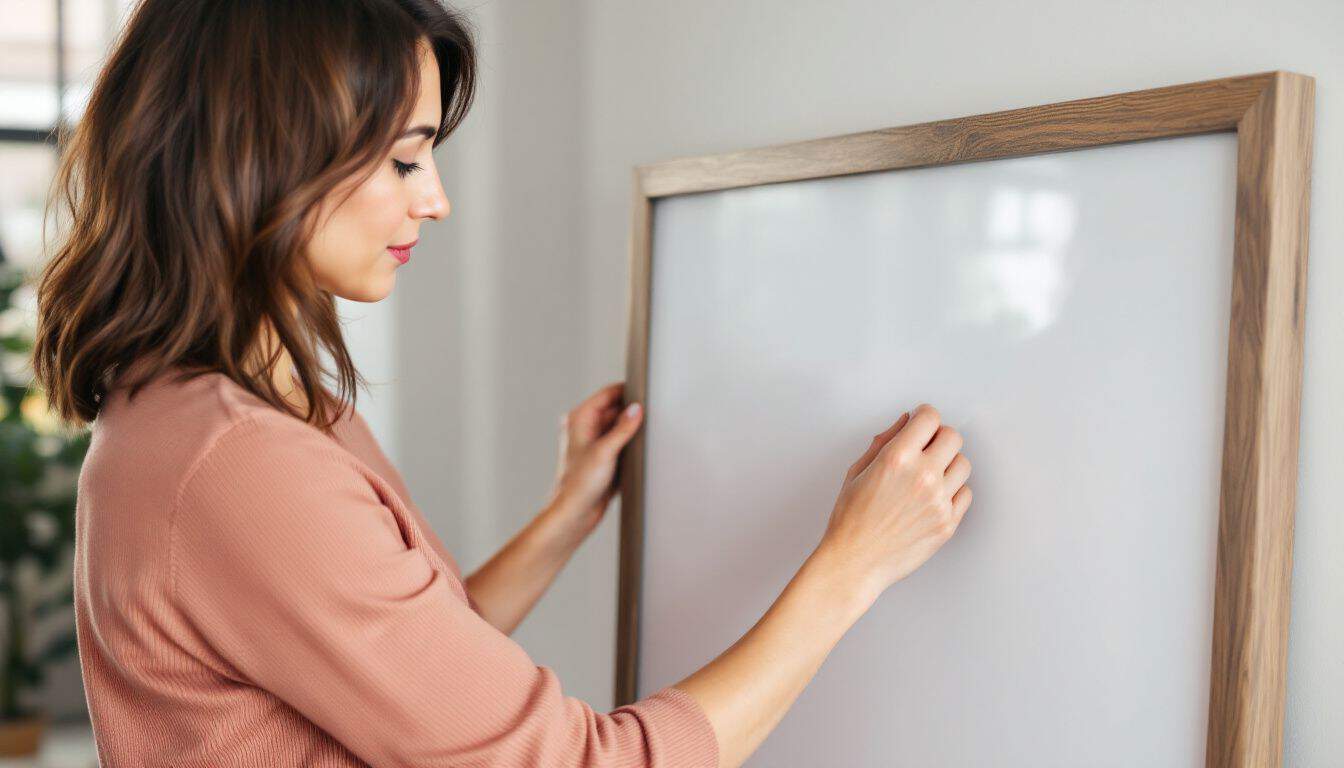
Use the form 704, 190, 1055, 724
615, 71, 1314, 767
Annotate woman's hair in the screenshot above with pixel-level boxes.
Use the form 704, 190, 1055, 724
30, 0, 476, 431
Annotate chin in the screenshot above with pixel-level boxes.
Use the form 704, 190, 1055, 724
336, 275, 395, 303
366, 278, 396, 302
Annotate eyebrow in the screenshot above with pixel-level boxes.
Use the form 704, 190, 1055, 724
398, 125, 436, 141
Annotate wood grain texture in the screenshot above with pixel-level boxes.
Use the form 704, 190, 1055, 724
614, 169, 653, 707
637, 72, 1277, 198
1206, 71, 1314, 768
614, 73, 1315, 768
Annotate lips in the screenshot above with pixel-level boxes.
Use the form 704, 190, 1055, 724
387, 238, 417, 265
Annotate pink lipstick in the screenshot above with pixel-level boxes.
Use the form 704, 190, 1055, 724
387, 238, 417, 264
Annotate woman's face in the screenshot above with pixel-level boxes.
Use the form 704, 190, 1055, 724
305, 43, 450, 302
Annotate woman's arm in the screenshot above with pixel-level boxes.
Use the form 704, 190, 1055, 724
465, 391, 973, 768
673, 404, 973, 768
462, 499, 591, 635
172, 412, 717, 767
673, 543, 876, 768
465, 382, 646, 635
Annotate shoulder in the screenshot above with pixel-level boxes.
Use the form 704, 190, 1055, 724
175, 408, 361, 506
99, 365, 337, 431
166, 401, 413, 601
84, 367, 358, 515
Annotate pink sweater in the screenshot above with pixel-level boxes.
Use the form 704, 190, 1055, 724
73, 367, 719, 767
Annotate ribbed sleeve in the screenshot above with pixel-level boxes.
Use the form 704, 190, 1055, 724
167, 414, 719, 768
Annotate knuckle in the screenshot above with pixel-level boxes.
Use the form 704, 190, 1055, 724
944, 501, 957, 521
916, 467, 940, 490
936, 501, 956, 528
881, 446, 906, 468
951, 454, 970, 476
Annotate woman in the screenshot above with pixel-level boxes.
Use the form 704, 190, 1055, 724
31, 1, 972, 766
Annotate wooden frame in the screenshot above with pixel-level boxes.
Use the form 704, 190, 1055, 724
615, 72, 1314, 767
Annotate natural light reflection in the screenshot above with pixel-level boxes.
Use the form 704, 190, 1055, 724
956, 187, 1077, 338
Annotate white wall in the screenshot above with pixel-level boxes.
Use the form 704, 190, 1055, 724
395, 0, 1341, 763
340, 295, 399, 457
394, 0, 605, 707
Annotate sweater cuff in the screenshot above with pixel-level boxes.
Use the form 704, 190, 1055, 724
618, 685, 720, 768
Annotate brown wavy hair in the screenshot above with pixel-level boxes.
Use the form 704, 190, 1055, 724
31, 0, 476, 432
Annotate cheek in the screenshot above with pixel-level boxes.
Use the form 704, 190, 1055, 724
305, 169, 406, 295
349, 175, 407, 242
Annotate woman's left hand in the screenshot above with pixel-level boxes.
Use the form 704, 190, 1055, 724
546, 382, 645, 538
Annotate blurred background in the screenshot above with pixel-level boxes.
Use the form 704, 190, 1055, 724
1, 1, 1340, 766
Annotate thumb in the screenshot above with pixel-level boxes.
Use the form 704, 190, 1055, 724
845, 411, 909, 482
597, 402, 644, 455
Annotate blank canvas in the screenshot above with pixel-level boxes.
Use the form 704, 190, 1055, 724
634, 133, 1238, 766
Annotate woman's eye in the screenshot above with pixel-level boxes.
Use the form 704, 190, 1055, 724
392, 159, 422, 178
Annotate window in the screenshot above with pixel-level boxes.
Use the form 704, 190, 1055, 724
0, 0, 138, 267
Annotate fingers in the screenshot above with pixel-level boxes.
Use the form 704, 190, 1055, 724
563, 382, 628, 432
596, 403, 621, 430
596, 401, 644, 455
879, 412, 910, 442
846, 411, 910, 481
580, 381, 624, 411
924, 425, 963, 469
943, 452, 971, 493
887, 403, 941, 458
950, 485, 973, 523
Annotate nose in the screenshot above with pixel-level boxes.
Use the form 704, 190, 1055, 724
411, 173, 451, 221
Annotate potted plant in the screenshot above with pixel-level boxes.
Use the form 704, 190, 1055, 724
0, 262, 89, 756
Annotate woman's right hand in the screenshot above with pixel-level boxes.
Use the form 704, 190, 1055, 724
670, 402, 973, 767
815, 403, 973, 602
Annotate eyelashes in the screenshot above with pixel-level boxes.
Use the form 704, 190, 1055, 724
392, 159, 422, 178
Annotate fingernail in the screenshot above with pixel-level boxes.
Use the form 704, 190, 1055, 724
624, 403, 642, 418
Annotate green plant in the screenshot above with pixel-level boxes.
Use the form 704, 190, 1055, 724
0, 261, 89, 722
